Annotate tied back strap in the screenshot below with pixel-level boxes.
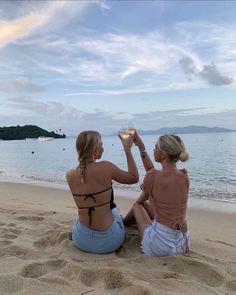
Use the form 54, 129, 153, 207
83, 194, 96, 226
110, 188, 116, 209
83, 194, 96, 202
88, 207, 95, 226
175, 223, 190, 257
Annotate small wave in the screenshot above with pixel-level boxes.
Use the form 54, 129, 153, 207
1, 171, 236, 204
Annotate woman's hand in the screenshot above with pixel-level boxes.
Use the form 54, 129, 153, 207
118, 134, 133, 152
132, 131, 145, 151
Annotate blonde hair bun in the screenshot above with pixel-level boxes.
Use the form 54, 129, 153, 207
157, 134, 189, 163
179, 151, 189, 162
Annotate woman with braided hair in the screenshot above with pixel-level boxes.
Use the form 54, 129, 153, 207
66, 131, 139, 254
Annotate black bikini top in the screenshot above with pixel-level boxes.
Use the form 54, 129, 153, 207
72, 184, 116, 226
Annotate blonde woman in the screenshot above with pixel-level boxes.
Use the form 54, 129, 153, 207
66, 131, 139, 254
124, 132, 190, 256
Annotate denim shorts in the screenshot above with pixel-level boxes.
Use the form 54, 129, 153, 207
72, 207, 125, 254
141, 220, 190, 257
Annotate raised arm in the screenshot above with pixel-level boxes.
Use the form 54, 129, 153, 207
107, 135, 139, 184
132, 131, 154, 172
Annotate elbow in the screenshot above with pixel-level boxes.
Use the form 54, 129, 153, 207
131, 175, 139, 184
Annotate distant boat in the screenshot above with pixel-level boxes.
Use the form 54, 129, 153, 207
37, 136, 54, 142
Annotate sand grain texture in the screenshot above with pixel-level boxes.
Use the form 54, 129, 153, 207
0, 182, 236, 294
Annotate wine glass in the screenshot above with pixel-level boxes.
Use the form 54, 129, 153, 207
119, 125, 130, 139
127, 121, 136, 135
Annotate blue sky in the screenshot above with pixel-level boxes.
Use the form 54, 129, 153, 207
0, 0, 236, 135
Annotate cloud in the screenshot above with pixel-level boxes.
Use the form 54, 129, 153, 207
0, 1, 91, 48
2, 96, 236, 134
4, 95, 118, 135
199, 63, 233, 86
0, 77, 46, 93
7, 96, 83, 120
179, 56, 234, 86
0, 14, 44, 48
179, 56, 196, 74
2, 19, 234, 94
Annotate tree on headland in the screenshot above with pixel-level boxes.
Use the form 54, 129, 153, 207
0, 125, 66, 140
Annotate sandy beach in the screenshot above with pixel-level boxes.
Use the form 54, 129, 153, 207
0, 182, 236, 294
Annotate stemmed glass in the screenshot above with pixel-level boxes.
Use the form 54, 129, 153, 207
119, 125, 130, 139
127, 121, 136, 135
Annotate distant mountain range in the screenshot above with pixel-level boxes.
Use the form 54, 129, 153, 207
111, 125, 236, 136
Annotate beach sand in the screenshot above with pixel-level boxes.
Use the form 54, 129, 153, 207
0, 182, 236, 295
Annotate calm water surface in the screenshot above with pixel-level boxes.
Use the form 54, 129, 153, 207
0, 132, 236, 203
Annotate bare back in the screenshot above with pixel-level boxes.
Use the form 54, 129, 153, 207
144, 169, 189, 229
67, 161, 115, 231
67, 159, 138, 231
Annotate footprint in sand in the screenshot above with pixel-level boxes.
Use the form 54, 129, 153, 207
168, 257, 225, 288
0, 233, 18, 240
0, 227, 8, 235
20, 259, 67, 278
226, 262, 236, 277
17, 215, 44, 222
161, 272, 182, 280
225, 280, 236, 292
0, 274, 23, 294
0, 240, 13, 247
8, 228, 22, 235
7, 223, 16, 227
104, 269, 126, 289
0, 222, 6, 226
79, 268, 128, 290
0, 245, 27, 258
33, 231, 70, 249
79, 269, 99, 287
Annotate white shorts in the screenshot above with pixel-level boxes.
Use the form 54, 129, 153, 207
141, 220, 190, 256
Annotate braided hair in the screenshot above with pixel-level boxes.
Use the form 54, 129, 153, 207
76, 131, 101, 184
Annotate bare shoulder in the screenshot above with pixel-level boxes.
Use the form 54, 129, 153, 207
97, 160, 115, 169
179, 168, 188, 175
177, 169, 190, 186
66, 168, 77, 181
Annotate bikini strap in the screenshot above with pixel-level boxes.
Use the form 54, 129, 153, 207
72, 186, 112, 197
79, 200, 112, 226
174, 222, 190, 257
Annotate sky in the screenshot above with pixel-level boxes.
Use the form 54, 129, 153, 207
0, 0, 236, 135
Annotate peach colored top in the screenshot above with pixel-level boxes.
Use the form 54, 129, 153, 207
142, 169, 188, 232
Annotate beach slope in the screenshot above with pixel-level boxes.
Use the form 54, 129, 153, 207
0, 182, 236, 294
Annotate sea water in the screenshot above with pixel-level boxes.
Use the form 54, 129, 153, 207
0, 132, 236, 203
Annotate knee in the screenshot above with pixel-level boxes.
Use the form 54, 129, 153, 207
133, 201, 141, 211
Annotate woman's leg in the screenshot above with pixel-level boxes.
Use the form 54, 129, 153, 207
142, 200, 154, 220
123, 192, 145, 226
133, 202, 152, 240
123, 199, 154, 226
123, 206, 136, 226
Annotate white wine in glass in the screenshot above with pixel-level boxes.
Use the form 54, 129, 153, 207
119, 130, 130, 139
128, 127, 136, 135
128, 122, 136, 135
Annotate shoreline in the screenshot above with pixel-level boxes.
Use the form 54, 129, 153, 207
1, 179, 236, 214
0, 181, 236, 294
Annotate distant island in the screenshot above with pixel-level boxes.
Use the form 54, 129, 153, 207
111, 125, 236, 136
0, 125, 66, 140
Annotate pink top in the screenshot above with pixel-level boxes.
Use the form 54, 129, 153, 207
142, 169, 188, 232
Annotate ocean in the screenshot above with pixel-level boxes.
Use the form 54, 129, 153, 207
0, 132, 236, 203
